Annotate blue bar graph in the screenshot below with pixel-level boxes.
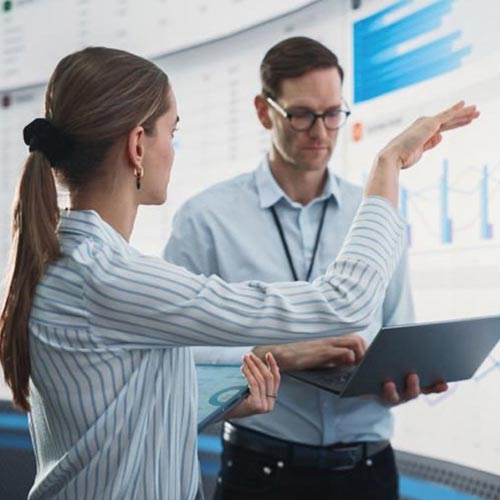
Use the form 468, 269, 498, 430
441, 159, 453, 244
480, 165, 493, 240
400, 186, 412, 246
376, 158, 499, 247
353, 0, 472, 103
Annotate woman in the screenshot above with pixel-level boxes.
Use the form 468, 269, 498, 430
0, 47, 478, 499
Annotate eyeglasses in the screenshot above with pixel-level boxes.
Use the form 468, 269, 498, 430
266, 96, 351, 131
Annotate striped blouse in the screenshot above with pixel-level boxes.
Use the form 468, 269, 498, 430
27, 196, 405, 500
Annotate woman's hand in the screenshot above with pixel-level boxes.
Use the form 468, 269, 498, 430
365, 101, 479, 206
378, 101, 480, 170
224, 352, 280, 420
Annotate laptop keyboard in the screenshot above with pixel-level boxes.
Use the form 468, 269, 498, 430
286, 365, 357, 393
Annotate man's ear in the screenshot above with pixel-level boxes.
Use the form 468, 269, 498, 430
254, 94, 273, 130
126, 126, 145, 172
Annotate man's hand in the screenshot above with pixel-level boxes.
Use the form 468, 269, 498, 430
380, 373, 448, 405
253, 334, 367, 371
224, 352, 281, 420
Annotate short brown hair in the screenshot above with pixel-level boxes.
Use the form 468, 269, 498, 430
260, 36, 344, 98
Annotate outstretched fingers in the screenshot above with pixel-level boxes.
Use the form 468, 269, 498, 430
436, 101, 480, 132
418, 101, 478, 156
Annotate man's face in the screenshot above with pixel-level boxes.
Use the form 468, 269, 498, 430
269, 67, 343, 172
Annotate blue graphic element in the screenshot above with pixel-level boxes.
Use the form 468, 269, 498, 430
400, 186, 412, 246
0, 433, 32, 451
400, 186, 408, 220
208, 385, 247, 407
441, 159, 453, 244
0, 412, 28, 431
0, 411, 32, 451
199, 457, 220, 476
198, 434, 222, 454
474, 354, 500, 382
400, 476, 483, 499
480, 165, 493, 240
353, 0, 472, 102
375, 158, 500, 247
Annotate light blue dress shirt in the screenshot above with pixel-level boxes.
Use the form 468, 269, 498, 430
165, 157, 414, 446
28, 199, 405, 499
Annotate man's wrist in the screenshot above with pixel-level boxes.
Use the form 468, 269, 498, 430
252, 345, 286, 367
251, 346, 267, 361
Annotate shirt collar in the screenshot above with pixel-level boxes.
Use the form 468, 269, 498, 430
255, 156, 342, 209
59, 209, 129, 249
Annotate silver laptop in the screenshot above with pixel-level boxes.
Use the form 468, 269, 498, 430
286, 315, 500, 398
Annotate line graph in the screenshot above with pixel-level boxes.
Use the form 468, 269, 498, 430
398, 159, 500, 247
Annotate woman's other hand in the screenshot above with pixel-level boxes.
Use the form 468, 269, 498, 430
224, 353, 280, 420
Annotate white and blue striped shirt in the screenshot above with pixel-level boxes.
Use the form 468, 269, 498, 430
28, 198, 404, 499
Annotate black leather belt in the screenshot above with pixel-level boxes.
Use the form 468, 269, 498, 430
223, 422, 389, 470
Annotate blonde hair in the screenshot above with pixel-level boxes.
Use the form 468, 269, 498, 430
0, 47, 170, 411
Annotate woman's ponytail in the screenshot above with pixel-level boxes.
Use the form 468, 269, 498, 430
0, 152, 60, 411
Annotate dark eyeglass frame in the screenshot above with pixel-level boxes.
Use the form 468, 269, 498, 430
265, 96, 351, 131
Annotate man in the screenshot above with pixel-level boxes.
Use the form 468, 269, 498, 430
165, 37, 415, 500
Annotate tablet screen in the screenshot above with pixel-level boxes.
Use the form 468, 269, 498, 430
196, 364, 248, 431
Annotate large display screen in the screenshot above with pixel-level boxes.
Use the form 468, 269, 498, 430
1, 0, 499, 478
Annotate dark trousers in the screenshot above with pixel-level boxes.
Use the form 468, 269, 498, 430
213, 440, 399, 500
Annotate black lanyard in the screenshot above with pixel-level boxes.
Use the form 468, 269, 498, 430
270, 199, 329, 282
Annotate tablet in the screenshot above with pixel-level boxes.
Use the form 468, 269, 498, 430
286, 315, 500, 398
196, 364, 248, 432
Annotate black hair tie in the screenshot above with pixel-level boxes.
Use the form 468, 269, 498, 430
23, 118, 73, 166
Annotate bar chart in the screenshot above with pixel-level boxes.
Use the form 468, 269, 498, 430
399, 159, 499, 248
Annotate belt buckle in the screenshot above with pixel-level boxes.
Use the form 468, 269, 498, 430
326, 446, 360, 471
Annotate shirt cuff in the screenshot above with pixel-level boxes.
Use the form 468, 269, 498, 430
193, 346, 253, 365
